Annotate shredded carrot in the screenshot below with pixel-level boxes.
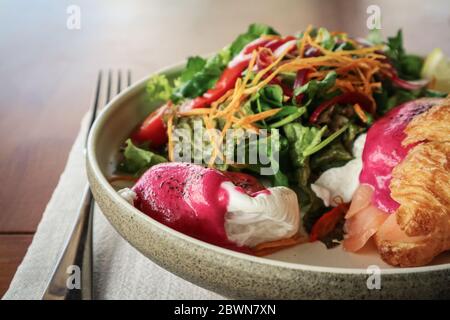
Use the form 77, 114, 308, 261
214, 51, 257, 120
260, 34, 280, 41
353, 103, 368, 123
330, 30, 346, 36
355, 67, 370, 95
298, 24, 312, 57
214, 81, 243, 118
169, 27, 392, 170
250, 43, 295, 86
336, 79, 355, 92
365, 66, 380, 83
210, 89, 233, 114
233, 108, 282, 127
178, 108, 212, 117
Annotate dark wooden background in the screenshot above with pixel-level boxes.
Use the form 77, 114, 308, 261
1, 0, 449, 297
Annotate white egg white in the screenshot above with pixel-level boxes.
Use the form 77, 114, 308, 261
223, 182, 300, 247
118, 183, 301, 248
311, 133, 367, 207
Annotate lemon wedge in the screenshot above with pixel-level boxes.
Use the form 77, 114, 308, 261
421, 48, 450, 92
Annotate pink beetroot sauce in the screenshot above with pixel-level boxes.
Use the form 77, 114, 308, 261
132, 162, 264, 252
359, 98, 438, 213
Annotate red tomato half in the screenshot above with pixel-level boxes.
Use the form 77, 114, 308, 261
131, 103, 169, 148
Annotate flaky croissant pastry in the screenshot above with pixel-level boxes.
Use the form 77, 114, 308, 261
375, 99, 450, 267
344, 97, 450, 267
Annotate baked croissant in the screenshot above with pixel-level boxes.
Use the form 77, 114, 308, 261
344, 97, 450, 267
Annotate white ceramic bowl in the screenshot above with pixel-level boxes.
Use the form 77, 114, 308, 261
86, 62, 450, 299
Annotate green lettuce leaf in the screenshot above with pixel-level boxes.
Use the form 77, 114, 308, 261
171, 23, 279, 102
259, 84, 284, 107
316, 27, 335, 51
119, 139, 167, 175
283, 122, 349, 168
310, 141, 353, 173
374, 81, 448, 115
294, 71, 337, 103
229, 23, 280, 57
366, 29, 383, 45
303, 124, 349, 157
290, 163, 327, 232
178, 56, 207, 83
146, 74, 173, 103
272, 170, 289, 187
269, 107, 306, 128
283, 123, 327, 167
386, 30, 423, 80
171, 51, 228, 101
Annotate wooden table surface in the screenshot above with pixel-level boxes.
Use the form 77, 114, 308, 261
1, 0, 449, 298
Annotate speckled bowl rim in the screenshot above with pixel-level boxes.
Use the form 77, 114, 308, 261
87, 60, 450, 276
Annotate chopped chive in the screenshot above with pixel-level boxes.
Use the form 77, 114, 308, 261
269, 106, 299, 120
270, 107, 306, 128
303, 124, 349, 157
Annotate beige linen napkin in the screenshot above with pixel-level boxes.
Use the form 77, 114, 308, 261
3, 114, 223, 300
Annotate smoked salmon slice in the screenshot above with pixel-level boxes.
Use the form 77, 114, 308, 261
343, 184, 388, 252
345, 184, 373, 219
343, 203, 388, 252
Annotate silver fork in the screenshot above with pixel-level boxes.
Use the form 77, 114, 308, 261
42, 69, 132, 300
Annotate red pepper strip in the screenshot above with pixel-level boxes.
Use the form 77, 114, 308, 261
243, 37, 274, 54
273, 39, 297, 58
186, 59, 250, 110
309, 203, 350, 242
293, 69, 310, 104
256, 48, 275, 70
279, 81, 294, 97
131, 103, 170, 148
265, 35, 296, 52
229, 37, 278, 68
193, 36, 301, 110
133, 37, 287, 145
188, 38, 291, 111
309, 91, 375, 123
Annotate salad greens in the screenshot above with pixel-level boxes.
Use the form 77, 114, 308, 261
119, 139, 167, 176
283, 123, 328, 167
385, 30, 423, 80
146, 75, 173, 104
171, 51, 230, 101
374, 81, 447, 115
229, 23, 280, 56
371, 29, 447, 114
294, 71, 338, 104
171, 23, 279, 102
119, 24, 448, 245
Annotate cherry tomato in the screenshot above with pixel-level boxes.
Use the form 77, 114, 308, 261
131, 103, 169, 148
